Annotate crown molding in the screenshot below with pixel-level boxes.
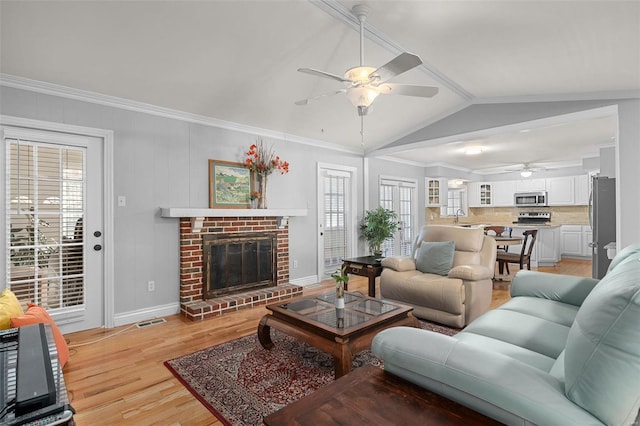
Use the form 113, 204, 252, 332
475, 90, 640, 105
0, 73, 363, 155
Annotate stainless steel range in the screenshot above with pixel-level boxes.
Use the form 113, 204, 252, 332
513, 211, 551, 225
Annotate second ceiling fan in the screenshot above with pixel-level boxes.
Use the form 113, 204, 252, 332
296, 4, 439, 117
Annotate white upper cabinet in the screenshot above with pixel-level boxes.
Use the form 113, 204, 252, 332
468, 182, 481, 207
574, 174, 590, 205
515, 178, 547, 192
547, 176, 575, 205
492, 181, 515, 206
425, 177, 447, 207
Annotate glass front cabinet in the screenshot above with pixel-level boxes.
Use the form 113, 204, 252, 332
425, 177, 447, 207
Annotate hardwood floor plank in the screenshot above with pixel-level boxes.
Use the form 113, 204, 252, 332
64, 259, 591, 425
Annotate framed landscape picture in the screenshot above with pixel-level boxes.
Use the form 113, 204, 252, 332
208, 160, 251, 208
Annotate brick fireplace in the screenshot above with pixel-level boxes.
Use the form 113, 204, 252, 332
178, 216, 303, 320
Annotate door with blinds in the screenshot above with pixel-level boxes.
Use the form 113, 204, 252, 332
317, 165, 357, 279
4, 127, 104, 332
379, 177, 417, 256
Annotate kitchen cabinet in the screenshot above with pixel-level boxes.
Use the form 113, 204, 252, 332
561, 224, 592, 257
561, 225, 583, 256
537, 227, 560, 265
510, 226, 561, 267
425, 177, 447, 207
468, 182, 492, 207
492, 181, 515, 206
515, 178, 546, 192
582, 226, 593, 257
574, 174, 590, 205
547, 176, 575, 205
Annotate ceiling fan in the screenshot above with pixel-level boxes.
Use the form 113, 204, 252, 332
295, 4, 439, 117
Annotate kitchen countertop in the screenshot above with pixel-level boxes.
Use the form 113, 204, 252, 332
453, 222, 561, 228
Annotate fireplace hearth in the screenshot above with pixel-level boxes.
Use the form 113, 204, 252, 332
203, 232, 277, 298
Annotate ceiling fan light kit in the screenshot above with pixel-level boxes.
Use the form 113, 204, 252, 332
520, 169, 533, 178
296, 4, 439, 119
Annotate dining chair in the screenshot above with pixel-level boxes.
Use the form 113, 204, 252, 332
484, 226, 512, 252
497, 229, 538, 276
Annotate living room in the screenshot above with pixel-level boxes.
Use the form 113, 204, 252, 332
1, 1, 639, 425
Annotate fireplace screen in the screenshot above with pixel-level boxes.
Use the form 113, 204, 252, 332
202, 232, 277, 298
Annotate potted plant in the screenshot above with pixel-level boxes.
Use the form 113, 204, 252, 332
331, 265, 349, 309
360, 207, 398, 257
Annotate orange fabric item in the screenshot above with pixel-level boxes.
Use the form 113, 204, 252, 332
11, 303, 70, 368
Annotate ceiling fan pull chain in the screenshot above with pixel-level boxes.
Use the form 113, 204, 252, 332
360, 116, 365, 146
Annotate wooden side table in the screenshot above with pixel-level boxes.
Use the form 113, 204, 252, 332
342, 256, 383, 297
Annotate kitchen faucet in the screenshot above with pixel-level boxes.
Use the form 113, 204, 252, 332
454, 209, 465, 224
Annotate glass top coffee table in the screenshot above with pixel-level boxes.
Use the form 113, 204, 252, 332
257, 292, 418, 379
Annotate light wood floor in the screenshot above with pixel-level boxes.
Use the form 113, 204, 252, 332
64, 259, 591, 425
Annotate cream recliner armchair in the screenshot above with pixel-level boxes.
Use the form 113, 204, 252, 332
380, 225, 496, 328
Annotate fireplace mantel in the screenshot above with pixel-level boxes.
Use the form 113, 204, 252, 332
161, 207, 307, 233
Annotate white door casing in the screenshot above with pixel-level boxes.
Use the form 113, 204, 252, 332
1, 115, 114, 332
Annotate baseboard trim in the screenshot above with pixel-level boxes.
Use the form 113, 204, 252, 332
289, 275, 320, 286
113, 302, 180, 327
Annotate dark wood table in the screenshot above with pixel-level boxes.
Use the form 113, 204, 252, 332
263, 364, 502, 425
258, 292, 418, 379
342, 256, 383, 297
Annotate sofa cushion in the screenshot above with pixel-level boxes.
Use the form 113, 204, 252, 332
497, 296, 580, 327
404, 274, 464, 314
416, 240, 455, 275
11, 303, 70, 367
463, 309, 570, 359
563, 254, 640, 426
0, 288, 24, 330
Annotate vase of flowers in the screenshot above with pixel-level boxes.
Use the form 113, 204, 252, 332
331, 265, 349, 309
244, 139, 289, 209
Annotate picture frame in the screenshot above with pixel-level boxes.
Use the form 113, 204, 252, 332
208, 160, 252, 208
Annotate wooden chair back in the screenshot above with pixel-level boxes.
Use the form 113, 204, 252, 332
520, 229, 538, 258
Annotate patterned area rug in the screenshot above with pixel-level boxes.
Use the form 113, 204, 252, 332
164, 320, 458, 426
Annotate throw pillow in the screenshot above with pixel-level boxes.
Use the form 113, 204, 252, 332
0, 288, 24, 330
11, 303, 70, 367
415, 240, 455, 276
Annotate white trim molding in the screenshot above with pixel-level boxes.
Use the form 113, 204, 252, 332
113, 302, 181, 327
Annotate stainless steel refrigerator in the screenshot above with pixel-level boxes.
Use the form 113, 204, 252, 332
589, 176, 616, 279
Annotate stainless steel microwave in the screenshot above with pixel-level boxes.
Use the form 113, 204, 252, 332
514, 191, 548, 207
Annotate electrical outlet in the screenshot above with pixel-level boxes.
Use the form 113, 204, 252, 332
147, 281, 155, 292
293, 260, 298, 269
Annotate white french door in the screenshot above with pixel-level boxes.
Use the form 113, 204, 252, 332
379, 176, 417, 256
317, 164, 357, 279
3, 126, 104, 332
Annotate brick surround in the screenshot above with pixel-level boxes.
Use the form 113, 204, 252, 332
179, 216, 302, 321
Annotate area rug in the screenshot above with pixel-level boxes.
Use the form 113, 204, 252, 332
164, 321, 458, 426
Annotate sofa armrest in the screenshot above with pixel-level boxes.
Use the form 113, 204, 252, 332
372, 327, 604, 425
510, 270, 600, 307
381, 256, 416, 272
448, 264, 493, 281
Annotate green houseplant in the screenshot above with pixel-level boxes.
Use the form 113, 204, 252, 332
331, 265, 350, 309
360, 207, 398, 256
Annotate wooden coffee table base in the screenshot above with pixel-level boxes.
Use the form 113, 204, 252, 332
258, 314, 418, 379
263, 365, 501, 426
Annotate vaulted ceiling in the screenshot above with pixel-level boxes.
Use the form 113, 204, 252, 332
1, 0, 638, 173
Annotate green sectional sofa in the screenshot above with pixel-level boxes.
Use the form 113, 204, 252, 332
372, 243, 640, 426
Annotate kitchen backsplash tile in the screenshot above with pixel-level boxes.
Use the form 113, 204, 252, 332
427, 206, 589, 226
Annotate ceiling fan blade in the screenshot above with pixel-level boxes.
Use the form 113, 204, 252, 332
369, 52, 423, 84
378, 83, 439, 98
298, 68, 352, 83
295, 89, 347, 106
